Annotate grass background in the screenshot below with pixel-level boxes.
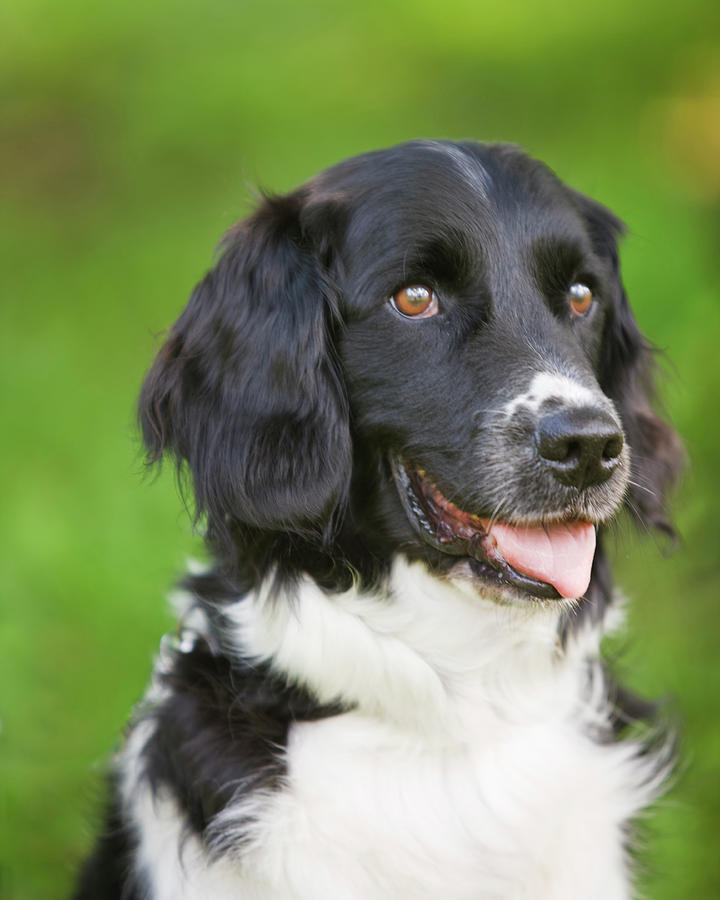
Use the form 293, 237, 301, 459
1, 0, 719, 896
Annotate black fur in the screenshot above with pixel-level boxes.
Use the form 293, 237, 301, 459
141, 636, 345, 845
73, 783, 140, 900
76, 140, 683, 897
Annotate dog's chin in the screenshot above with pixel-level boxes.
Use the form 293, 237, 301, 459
390, 456, 603, 605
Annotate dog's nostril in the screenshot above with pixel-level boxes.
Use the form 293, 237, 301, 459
536, 408, 623, 490
537, 433, 582, 465
563, 439, 581, 464
602, 434, 624, 462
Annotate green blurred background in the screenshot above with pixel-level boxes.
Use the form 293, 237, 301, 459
2, 0, 719, 896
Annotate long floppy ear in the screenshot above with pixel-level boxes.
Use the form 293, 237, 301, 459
576, 193, 684, 538
139, 190, 351, 547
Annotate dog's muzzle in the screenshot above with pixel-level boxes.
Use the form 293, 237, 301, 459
390, 457, 597, 601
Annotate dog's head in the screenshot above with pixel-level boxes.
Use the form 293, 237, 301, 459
140, 140, 683, 607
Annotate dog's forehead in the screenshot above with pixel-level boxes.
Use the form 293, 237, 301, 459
321, 141, 562, 201
402, 140, 493, 199
315, 141, 492, 217
314, 140, 582, 250
311, 141, 593, 296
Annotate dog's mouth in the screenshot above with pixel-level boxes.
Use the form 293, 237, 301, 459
390, 458, 596, 602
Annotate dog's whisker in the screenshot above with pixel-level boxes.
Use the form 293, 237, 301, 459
626, 478, 658, 497
486, 498, 507, 532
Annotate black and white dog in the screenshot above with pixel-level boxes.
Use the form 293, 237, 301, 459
75, 140, 683, 899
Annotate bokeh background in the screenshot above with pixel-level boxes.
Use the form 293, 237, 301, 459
2, 0, 719, 897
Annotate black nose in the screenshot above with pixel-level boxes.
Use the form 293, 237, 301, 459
536, 407, 624, 490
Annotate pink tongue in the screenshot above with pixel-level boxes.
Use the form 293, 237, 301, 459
487, 521, 596, 599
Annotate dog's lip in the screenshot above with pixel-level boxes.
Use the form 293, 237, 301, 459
390, 457, 593, 602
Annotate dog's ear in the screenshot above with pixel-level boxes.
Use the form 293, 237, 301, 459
139, 191, 351, 545
575, 193, 684, 538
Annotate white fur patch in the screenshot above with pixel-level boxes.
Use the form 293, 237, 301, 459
122, 560, 668, 899
127, 784, 255, 900
503, 371, 612, 420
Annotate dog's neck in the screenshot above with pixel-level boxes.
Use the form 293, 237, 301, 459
213, 557, 611, 740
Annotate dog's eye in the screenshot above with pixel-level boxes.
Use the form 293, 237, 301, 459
391, 285, 439, 319
568, 283, 593, 317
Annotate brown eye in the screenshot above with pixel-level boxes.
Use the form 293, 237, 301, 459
391, 285, 439, 319
569, 283, 593, 317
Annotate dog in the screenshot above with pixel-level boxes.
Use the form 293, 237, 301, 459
74, 140, 683, 899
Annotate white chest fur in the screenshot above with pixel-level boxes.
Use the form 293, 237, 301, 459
126, 560, 665, 900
